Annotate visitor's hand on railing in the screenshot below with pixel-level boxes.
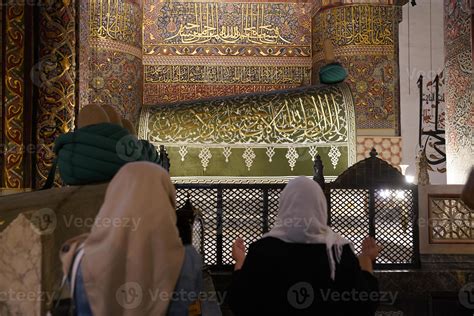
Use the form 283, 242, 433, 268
361, 236, 382, 261
232, 237, 246, 271
358, 236, 382, 274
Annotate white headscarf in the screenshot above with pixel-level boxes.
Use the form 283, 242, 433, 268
264, 176, 354, 280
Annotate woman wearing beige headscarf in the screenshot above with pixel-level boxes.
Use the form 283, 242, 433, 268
60, 162, 202, 315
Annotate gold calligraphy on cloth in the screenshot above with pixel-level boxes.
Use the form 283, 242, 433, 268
142, 84, 353, 146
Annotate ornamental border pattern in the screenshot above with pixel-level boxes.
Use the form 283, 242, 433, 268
143, 55, 312, 67
312, 45, 395, 62
143, 44, 312, 58
170, 175, 337, 184
91, 37, 142, 59
3, 4, 25, 189
444, 0, 473, 184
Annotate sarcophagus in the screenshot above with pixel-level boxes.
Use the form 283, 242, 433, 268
139, 83, 356, 183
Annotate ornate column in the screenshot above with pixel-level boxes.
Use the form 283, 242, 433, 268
444, 0, 473, 184
313, 2, 403, 135
87, 0, 143, 125
35, 1, 77, 188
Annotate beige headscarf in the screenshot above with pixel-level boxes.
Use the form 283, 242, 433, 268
264, 176, 353, 280
81, 162, 185, 315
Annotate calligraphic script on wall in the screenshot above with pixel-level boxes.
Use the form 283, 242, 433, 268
139, 84, 356, 183
143, 1, 312, 104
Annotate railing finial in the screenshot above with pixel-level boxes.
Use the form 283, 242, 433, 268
313, 154, 325, 190
158, 145, 170, 172
369, 148, 378, 158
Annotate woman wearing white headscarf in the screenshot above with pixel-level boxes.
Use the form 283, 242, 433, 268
228, 176, 381, 315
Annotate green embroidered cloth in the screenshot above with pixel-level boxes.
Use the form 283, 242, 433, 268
319, 63, 348, 84
53, 123, 159, 185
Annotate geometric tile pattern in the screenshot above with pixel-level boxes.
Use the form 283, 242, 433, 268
357, 137, 402, 168
429, 195, 474, 243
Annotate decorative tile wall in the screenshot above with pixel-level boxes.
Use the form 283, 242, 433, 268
313, 5, 401, 133
87, 0, 143, 125
444, 0, 473, 184
142, 1, 313, 105
357, 136, 402, 167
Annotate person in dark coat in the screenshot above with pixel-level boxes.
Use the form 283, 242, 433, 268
228, 177, 382, 315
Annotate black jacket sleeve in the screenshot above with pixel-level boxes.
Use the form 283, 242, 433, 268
227, 242, 265, 315
334, 245, 380, 315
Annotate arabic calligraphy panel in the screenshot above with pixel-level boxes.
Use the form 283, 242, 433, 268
144, 65, 311, 85
144, 2, 311, 52
143, 1, 312, 104
140, 84, 356, 179
314, 5, 396, 48
143, 83, 295, 104
90, 0, 142, 48
144, 84, 350, 145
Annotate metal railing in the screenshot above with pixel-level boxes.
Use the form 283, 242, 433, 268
175, 174, 419, 271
